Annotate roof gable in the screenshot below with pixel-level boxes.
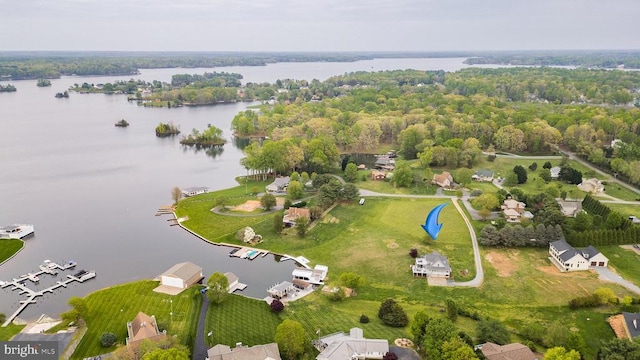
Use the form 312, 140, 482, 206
162, 262, 202, 280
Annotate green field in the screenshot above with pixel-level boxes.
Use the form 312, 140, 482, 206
600, 246, 640, 285
606, 203, 640, 219
0, 323, 25, 341
69, 281, 201, 360
0, 239, 24, 264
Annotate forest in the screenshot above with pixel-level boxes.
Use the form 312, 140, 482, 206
228, 68, 640, 186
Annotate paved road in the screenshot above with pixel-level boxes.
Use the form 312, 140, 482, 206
561, 149, 640, 196
192, 293, 210, 360
592, 267, 640, 295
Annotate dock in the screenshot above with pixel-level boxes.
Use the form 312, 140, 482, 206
155, 205, 175, 216
0, 260, 94, 327
228, 247, 269, 260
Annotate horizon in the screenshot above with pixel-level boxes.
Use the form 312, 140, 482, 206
1, 0, 638, 52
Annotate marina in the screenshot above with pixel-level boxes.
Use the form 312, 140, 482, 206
0, 260, 95, 327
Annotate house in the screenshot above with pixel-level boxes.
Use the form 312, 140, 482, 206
315, 328, 389, 360
578, 178, 604, 194
225, 272, 239, 291
266, 176, 290, 193
621, 312, 640, 340
556, 199, 582, 217
549, 239, 609, 272
374, 156, 395, 170
472, 169, 494, 182
126, 312, 166, 351
432, 171, 453, 188
159, 262, 204, 291
267, 281, 295, 299
630, 216, 640, 224
207, 343, 281, 360
501, 199, 532, 223
412, 251, 452, 278
181, 186, 209, 197
480, 342, 537, 360
292, 264, 328, 285
283, 207, 311, 226
550, 166, 562, 180
370, 170, 386, 181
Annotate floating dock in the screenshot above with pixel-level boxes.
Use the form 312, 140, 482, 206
0, 260, 94, 327
229, 247, 269, 260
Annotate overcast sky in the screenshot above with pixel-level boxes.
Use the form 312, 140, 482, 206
1, 0, 638, 52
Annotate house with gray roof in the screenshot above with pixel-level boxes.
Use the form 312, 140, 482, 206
411, 251, 451, 278
480, 342, 537, 360
622, 312, 640, 340
315, 328, 388, 360
266, 176, 290, 193
550, 166, 562, 180
472, 169, 495, 182
181, 186, 209, 197
207, 343, 281, 360
549, 239, 609, 272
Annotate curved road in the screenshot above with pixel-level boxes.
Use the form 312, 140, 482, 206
359, 189, 484, 287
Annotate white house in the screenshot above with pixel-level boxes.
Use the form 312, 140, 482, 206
266, 176, 290, 193
550, 166, 562, 180
578, 178, 604, 194
549, 239, 609, 272
315, 328, 389, 360
411, 251, 451, 278
292, 264, 328, 285
181, 187, 209, 197
159, 262, 204, 290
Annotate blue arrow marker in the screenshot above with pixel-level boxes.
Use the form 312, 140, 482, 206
421, 203, 449, 240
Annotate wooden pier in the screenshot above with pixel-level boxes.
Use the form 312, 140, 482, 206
228, 247, 269, 260
0, 260, 95, 327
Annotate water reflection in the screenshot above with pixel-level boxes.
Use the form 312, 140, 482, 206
181, 144, 225, 159
232, 136, 251, 150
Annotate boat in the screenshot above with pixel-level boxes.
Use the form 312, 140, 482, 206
0, 224, 35, 239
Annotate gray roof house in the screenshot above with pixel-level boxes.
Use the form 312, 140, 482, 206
207, 343, 281, 360
550, 166, 562, 180
480, 342, 537, 360
472, 169, 495, 182
315, 328, 389, 360
181, 186, 209, 197
549, 239, 609, 272
622, 312, 640, 340
266, 177, 290, 193
411, 251, 451, 278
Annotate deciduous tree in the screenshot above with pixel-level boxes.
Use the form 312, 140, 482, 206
275, 320, 307, 360
207, 272, 229, 304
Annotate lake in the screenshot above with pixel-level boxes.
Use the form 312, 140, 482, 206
0, 57, 470, 321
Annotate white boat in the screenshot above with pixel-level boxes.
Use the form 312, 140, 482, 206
0, 224, 35, 239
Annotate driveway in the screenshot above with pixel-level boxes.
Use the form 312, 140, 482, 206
592, 267, 640, 295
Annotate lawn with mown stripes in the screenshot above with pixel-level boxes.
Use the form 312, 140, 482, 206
70, 280, 201, 360
0, 239, 24, 264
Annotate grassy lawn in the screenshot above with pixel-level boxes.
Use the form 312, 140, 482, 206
0, 239, 24, 264
356, 172, 437, 195
605, 203, 640, 218
0, 324, 25, 341
70, 281, 201, 360
205, 295, 282, 348
599, 183, 640, 202
599, 246, 640, 286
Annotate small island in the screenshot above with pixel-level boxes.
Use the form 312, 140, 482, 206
0, 84, 17, 92
37, 79, 52, 87
155, 122, 180, 137
179, 124, 225, 146
55, 91, 69, 98
115, 119, 129, 127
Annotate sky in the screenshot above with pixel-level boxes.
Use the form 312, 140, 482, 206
0, 0, 638, 52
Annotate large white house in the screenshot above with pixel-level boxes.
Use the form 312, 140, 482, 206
315, 328, 388, 360
549, 239, 609, 272
411, 251, 451, 278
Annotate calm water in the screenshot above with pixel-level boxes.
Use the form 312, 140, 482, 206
0, 57, 469, 321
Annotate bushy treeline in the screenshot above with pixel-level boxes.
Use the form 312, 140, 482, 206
582, 194, 611, 218
566, 226, 640, 247
479, 224, 564, 247
171, 72, 243, 87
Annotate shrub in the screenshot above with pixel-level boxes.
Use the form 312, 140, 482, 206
409, 248, 418, 258
383, 352, 398, 360
360, 314, 369, 323
100, 332, 117, 347
327, 287, 346, 301
270, 299, 284, 313
470, 189, 483, 197
378, 298, 409, 327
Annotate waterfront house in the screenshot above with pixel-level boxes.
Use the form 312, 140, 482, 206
126, 312, 166, 352
480, 342, 537, 360
266, 176, 290, 193
549, 239, 609, 272
181, 187, 209, 197
315, 328, 389, 360
292, 264, 328, 285
267, 281, 295, 299
411, 251, 451, 278
207, 343, 281, 360
0, 224, 35, 239
159, 262, 203, 291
